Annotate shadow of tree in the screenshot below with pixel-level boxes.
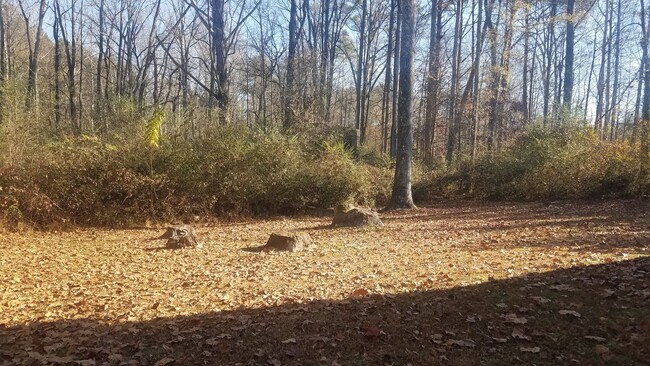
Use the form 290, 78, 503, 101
378, 200, 650, 255
2, 258, 648, 366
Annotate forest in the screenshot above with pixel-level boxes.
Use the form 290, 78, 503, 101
0, 0, 648, 226
0, 0, 649, 365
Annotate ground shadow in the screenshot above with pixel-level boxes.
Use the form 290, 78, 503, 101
2, 258, 648, 366
379, 200, 650, 255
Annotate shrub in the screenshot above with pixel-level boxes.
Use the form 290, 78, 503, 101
0, 127, 390, 228
415, 125, 639, 201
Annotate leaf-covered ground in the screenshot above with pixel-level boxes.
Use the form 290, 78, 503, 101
1, 200, 649, 365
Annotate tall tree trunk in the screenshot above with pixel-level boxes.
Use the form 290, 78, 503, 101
0, 0, 6, 82
640, 0, 650, 188
390, 0, 401, 158
634, 56, 646, 142
603, 0, 614, 138
610, 0, 622, 140
522, 4, 530, 123
562, 0, 575, 110
78, 0, 84, 128
55, 0, 79, 135
446, 0, 463, 165
470, 0, 484, 166
20, 0, 47, 110
496, 0, 515, 148
584, 29, 598, 121
284, 0, 298, 131
212, 0, 228, 124
390, 0, 416, 209
595, 0, 610, 136
486, 0, 498, 151
53, 18, 61, 130
381, 0, 396, 154
423, 0, 439, 165
319, 0, 330, 122
354, 0, 367, 148
96, 0, 105, 131
542, 0, 557, 125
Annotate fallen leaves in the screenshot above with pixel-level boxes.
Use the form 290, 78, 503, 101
361, 325, 382, 338
351, 288, 369, 296
512, 327, 532, 341
503, 313, 528, 324
445, 339, 476, 348
520, 346, 541, 353
583, 335, 606, 342
154, 358, 175, 366
558, 310, 581, 318
1, 201, 648, 365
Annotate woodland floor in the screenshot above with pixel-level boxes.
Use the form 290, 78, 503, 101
1, 200, 650, 366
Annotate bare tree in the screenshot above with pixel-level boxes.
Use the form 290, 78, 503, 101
640, 0, 650, 186
445, 0, 463, 164
284, 0, 299, 130
0, 0, 7, 81
562, 0, 575, 110
390, 0, 416, 209
423, 0, 439, 165
18, 0, 47, 109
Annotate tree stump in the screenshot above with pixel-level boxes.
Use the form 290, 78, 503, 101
158, 225, 203, 249
332, 204, 383, 227
264, 232, 313, 252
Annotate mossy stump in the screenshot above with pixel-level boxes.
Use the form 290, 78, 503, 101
332, 205, 383, 228
264, 232, 313, 252
158, 225, 203, 249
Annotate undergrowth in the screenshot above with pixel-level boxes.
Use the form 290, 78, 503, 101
1, 122, 646, 229
414, 125, 641, 201
0, 127, 388, 229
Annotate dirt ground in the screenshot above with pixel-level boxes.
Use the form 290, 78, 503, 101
1, 200, 649, 365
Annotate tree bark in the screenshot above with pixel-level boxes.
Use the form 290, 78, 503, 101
542, 0, 557, 125
609, 0, 622, 140
470, 0, 484, 166
595, 0, 610, 135
283, 0, 298, 131
562, 0, 575, 110
390, 0, 416, 209
522, 4, 530, 123
0, 0, 7, 81
381, 0, 396, 154
640, 0, 650, 188
212, 0, 228, 123
96, 0, 105, 131
19, 0, 47, 110
354, 0, 367, 147
445, 0, 463, 165
423, 0, 439, 165
390, 0, 401, 158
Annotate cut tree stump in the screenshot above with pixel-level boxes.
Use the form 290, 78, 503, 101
158, 225, 203, 249
264, 232, 313, 252
331, 205, 383, 227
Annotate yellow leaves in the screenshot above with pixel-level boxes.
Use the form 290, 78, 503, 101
144, 107, 166, 148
